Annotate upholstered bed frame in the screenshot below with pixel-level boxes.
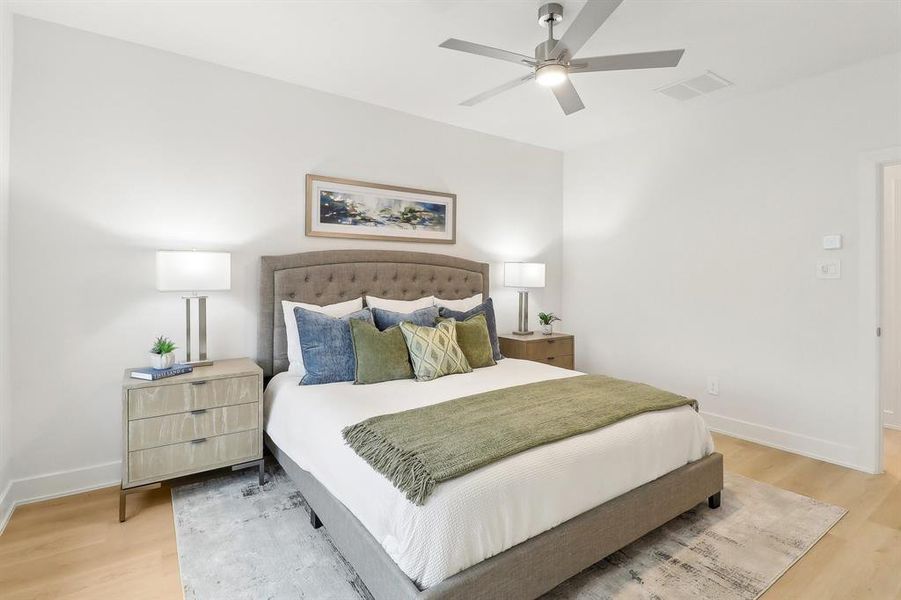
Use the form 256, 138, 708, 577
258, 250, 489, 378
259, 249, 724, 600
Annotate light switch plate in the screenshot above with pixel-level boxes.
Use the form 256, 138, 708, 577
817, 259, 841, 279
823, 234, 843, 250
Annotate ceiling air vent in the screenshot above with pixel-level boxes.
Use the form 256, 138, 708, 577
657, 71, 732, 101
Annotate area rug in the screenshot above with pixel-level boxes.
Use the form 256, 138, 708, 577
172, 464, 845, 600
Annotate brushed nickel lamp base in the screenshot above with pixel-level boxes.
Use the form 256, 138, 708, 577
185, 360, 214, 367
504, 262, 545, 336
183, 295, 214, 367
512, 290, 533, 335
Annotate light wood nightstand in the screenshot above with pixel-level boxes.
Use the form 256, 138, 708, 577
120, 357, 264, 522
499, 332, 575, 370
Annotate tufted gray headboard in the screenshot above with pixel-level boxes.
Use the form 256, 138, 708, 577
258, 250, 490, 377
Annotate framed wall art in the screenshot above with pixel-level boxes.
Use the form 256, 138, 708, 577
305, 174, 456, 244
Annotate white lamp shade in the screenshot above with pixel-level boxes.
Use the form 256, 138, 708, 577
156, 251, 231, 292
504, 262, 546, 288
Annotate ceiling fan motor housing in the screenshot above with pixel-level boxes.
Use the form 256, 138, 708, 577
535, 39, 563, 63
537, 3, 566, 64
538, 3, 564, 27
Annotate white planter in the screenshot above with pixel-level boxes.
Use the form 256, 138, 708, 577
541, 323, 554, 335
150, 352, 175, 369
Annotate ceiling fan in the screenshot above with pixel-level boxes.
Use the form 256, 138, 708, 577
439, 0, 684, 115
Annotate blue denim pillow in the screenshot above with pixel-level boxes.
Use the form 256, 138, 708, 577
295, 307, 374, 385
371, 305, 439, 331
438, 298, 503, 361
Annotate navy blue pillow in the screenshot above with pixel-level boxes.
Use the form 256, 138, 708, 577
438, 298, 503, 361
371, 305, 439, 331
295, 307, 374, 385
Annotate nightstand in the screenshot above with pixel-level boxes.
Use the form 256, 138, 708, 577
119, 357, 264, 522
499, 332, 575, 370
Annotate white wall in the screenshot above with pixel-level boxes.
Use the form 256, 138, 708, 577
0, 4, 14, 531
563, 52, 901, 473
5, 17, 563, 509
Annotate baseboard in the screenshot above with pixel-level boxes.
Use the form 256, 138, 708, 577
0, 460, 121, 535
883, 408, 901, 431
701, 411, 870, 473
0, 478, 13, 536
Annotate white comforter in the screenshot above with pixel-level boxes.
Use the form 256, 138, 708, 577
264, 359, 714, 589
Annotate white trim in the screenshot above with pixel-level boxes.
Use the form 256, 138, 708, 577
885, 423, 901, 432
860, 146, 901, 475
0, 478, 12, 535
0, 460, 121, 535
701, 411, 872, 473
881, 164, 901, 432
0, 0, 13, 541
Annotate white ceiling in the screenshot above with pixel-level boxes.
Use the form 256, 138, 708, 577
9, 0, 901, 151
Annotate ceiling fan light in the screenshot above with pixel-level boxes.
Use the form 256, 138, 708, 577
535, 64, 567, 87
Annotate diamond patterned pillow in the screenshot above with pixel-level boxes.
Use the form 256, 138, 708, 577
399, 319, 472, 382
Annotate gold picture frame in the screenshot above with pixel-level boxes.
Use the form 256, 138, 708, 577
305, 174, 456, 244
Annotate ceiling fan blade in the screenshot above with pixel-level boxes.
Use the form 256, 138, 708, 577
549, 0, 624, 60
460, 73, 536, 107
551, 78, 585, 115
570, 49, 685, 73
440, 38, 536, 67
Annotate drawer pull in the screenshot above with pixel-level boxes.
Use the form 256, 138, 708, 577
548, 356, 556, 360
191, 438, 207, 444
190, 409, 207, 416
191, 381, 208, 386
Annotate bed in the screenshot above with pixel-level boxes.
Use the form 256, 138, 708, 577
259, 250, 723, 600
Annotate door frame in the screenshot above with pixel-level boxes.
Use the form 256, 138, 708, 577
881, 163, 901, 435
860, 146, 901, 474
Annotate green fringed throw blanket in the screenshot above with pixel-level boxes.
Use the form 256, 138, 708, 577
342, 374, 697, 505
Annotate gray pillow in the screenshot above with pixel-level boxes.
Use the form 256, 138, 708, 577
371, 305, 439, 331
295, 307, 373, 385
438, 298, 503, 361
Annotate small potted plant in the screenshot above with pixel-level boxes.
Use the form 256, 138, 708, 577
150, 335, 177, 369
537, 312, 561, 335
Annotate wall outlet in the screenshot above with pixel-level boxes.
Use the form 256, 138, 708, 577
706, 376, 719, 396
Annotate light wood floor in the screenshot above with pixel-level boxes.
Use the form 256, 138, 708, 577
1, 430, 899, 600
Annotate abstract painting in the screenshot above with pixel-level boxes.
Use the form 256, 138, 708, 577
306, 175, 456, 243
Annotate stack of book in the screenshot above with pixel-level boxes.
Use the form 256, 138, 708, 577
130, 364, 193, 381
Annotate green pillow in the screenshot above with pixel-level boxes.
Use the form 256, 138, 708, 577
439, 314, 496, 369
349, 319, 414, 384
399, 319, 472, 382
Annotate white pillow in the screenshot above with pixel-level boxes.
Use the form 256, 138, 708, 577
435, 294, 483, 312
282, 297, 363, 375
364, 294, 435, 312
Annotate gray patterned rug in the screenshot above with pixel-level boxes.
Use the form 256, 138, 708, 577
172, 463, 845, 600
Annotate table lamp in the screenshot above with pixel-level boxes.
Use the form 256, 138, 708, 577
504, 262, 545, 335
156, 250, 231, 366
